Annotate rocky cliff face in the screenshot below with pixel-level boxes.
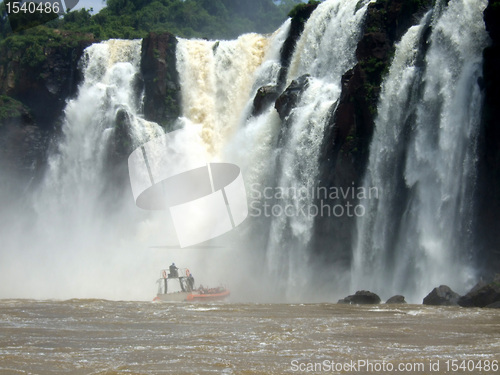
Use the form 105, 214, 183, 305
0, 31, 96, 197
140, 32, 181, 130
0, 30, 183, 190
311, 0, 433, 266
476, 0, 500, 276
0, 31, 96, 131
251, 2, 318, 118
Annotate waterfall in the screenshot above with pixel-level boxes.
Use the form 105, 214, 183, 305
39, 40, 162, 215
261, 0, 371, 299
173, 23, 295, 297
0, 39, 166, 299
174, 0, 373, 300
37, 39, 163, 232
176, 33, 269, 156
0, 0, 491, 302
223, 20, 291, 190
173, 0, 373, 300
351, 0, 488, 302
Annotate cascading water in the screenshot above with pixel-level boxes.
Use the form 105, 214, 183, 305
0, 40, 168, 299
173, 0, 373, 300
39, 39, 162, 217
224, 19, 291, 187
176, 33, 269, 156
173, 24, 292, 295
173, 0, 372, 300
261, 0, 371, 299
351, 0, 489, 301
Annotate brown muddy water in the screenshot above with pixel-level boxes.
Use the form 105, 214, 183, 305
0, 300, 498, 374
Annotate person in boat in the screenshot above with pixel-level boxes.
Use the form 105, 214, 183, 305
187, 274, 195, 291
169, 263, 178, 278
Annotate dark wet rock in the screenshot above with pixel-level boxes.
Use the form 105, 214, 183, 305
458, 275, 500, 308
386, 295, 406, 304
252, 85, 281, 117
484, 0, 500, 42
338, 290, 381, 305
108, 108, 134, 162
0, 31, 96, 185
485, 301, 500, 308
0, 122, 45, 176
422, 285, 460, 306
141, 32, 181, 130
275, 74, 309, 121
277, 2, 319, 86
0, 32, 96, 131
0, 97, 47, 203
475, 0, 500, 275
101, 107, 136, 187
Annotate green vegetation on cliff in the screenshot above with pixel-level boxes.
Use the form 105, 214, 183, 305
0, 95, 29, 124
288, 0, 320, 22
0, 26, 93, 68
1, 0, 306, 41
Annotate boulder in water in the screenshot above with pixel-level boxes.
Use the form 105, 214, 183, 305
422, 285, 460, 306
485, 301, 500, 309
386, 295, 406, 304
338, 290, 381, 305
458, 275, 500, 308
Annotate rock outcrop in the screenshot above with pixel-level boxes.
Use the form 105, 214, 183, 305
0, 31, 96, 131
338, 290, 381, 304
0, 31, 96, 185
252, 85, 281, 117
140, 32, 181, 130
422, 285, 460, 306
386, 295, 406, 304
475, 0, 500, 276
277, 1, 319, 86
458, 275, 500, 308
274, 74, 310, 121
485, 301, 500, 308
251, 2, 318, 117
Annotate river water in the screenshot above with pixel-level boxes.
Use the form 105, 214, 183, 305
0, 300, 498, 374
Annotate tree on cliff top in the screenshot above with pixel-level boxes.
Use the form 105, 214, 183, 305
30, 0, 306, 40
